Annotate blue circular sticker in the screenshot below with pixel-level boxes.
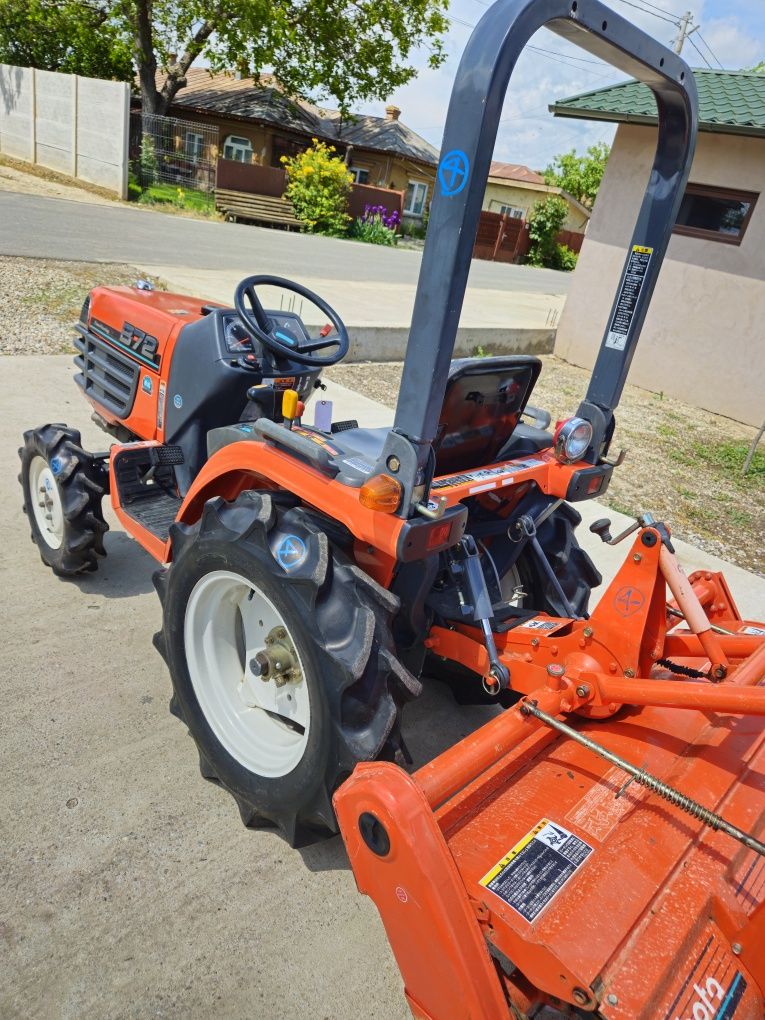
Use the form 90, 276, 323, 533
276, 534, 306, 571
142, 376, 153, 394
438, 149, 470, 196
173, 394, 183, 409
50, 456, 63, 475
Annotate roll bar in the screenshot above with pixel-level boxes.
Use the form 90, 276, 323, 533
375, 0, 698, 513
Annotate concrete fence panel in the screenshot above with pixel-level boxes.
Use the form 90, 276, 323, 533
0, 64, 35, 162
35, 70, 76, 175
0, 64, 129, 198
76, 75, 129, 195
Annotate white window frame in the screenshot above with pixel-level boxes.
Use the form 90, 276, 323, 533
404, 180, 428, 217
498, 203, 524, 218
223, 135, 253, 163
185, 130, 204, 162
349, 166, 370, 185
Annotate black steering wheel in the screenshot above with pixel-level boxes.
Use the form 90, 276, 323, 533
234, 274, 350, 368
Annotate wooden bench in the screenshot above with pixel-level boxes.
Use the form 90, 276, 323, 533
214, 188, 301, 229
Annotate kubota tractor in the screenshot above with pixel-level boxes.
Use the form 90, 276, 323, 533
19, 0, 765, 1016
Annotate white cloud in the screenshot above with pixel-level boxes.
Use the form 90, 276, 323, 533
354, 0, 765, 170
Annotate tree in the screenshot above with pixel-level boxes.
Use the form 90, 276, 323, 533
544, 142, 610, 209
0, 0, 133, 81
132, 0, 449, 116
526, 196, 568, 269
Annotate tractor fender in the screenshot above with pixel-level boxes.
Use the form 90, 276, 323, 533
172, 438, 403, 570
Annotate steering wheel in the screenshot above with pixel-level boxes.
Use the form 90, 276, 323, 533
234, 274, 350, 368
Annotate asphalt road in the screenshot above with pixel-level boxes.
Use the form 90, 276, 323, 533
0, 191, 570, 294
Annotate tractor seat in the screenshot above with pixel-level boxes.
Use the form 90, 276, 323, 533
207, 356, 543, 483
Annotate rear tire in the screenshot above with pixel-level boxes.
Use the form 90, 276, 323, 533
153, 491, 420, 847
19, 424, 109, 576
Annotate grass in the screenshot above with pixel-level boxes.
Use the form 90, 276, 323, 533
135, 182, 219, 216
19, 264, 166, 325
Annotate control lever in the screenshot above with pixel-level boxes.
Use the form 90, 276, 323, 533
590, 512, 656, 546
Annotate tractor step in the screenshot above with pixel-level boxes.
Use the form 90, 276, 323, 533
112, 444, 183, 541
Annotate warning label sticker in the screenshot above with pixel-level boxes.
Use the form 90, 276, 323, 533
517, 618, 560, 632
480, 819, 593, 922
431, 458, 544, 491
741, 625, 765, 636
605, 244, 653, 351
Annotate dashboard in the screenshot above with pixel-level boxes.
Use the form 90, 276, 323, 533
222, 310, 311, 356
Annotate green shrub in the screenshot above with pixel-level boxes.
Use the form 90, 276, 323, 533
526, 196, 568, 268
282, 139, 352, 235
553, 243, 578, 271
139, 135, 158, 186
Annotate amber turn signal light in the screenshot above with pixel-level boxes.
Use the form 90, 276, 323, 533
359, 474, 402, 514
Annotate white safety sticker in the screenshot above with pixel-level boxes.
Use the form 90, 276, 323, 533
342, 456, 373, 475
432, 458, 544, 491
605, 244, 653, 351
740, 625, 765, 636
517, 618, 559, 631
480, 819, 593, 922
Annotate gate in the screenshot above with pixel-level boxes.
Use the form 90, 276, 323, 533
130, 112, 219, 204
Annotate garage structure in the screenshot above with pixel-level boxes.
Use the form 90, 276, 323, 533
550, 70, 765, 427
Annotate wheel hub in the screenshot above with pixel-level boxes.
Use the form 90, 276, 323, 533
184, 570, 310, 778
29, 455, 64, 550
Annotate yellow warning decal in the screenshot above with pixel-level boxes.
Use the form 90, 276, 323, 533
632, 244, 653, 254
479, 819, 550, 886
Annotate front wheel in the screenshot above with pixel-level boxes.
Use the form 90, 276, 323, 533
153, 491, 420, 847
18, 424, 109, 576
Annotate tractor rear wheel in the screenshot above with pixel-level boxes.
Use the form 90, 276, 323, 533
153, 491, 420, 847
18, 424, 109, 576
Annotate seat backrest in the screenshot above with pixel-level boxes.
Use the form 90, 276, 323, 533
434, 356, 542, 475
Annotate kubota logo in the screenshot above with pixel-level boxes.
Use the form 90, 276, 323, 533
674, 976, 723, 1020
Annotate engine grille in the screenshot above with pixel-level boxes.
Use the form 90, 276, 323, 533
73, 324, 140, 418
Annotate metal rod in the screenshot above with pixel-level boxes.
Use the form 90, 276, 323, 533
414, 686, 563, 808
667, 605, 734, 637
598, 674, 765, 713
521, 701, 765, 859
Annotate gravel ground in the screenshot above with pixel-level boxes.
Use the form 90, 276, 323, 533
325, 360, 765, 576
0, 257, 164, 355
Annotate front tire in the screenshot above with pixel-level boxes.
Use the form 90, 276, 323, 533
153, 491, 420, 847
18, 424, 109, 576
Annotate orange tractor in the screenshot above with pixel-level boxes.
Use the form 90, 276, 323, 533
19, 0, 765, 1016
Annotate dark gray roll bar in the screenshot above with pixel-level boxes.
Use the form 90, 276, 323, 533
375, 0, 697, 514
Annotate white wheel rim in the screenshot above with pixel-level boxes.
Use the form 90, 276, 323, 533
184, 570, 310, 778
29, 455, 64, 550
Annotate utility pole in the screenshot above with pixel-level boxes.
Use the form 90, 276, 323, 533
672, 11, 698, 54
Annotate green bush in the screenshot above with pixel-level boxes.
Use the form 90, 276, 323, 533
282, 139, 352, 235
526, 196, 568, 268
553, 243, 578, 271
139, 135, 158, 186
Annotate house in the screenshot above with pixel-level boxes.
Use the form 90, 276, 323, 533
155, 69, 438, 224
483, 161, 591, 231
548, 70, 765, 428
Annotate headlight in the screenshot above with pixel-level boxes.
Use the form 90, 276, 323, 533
553, 417, 592, 464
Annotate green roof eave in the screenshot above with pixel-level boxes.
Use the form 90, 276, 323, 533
548, 102, 765, 139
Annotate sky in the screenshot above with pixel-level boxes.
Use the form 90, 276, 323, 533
352, 0, 765, 172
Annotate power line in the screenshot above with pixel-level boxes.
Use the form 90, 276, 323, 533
695, 30, 725, 70
609, 0, 679, 27
686, 35, 714, 69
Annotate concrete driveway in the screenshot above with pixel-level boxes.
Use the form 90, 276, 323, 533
3, 355, 763, 1019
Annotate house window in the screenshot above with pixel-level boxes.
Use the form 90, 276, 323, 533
674, 183, 758, 245
404, 180, 428, 217
223, 135, 253, 163
185, 131, 204, 162
349, 167, 370, 185
270, 135, 304, 167
493, 202, 525, 218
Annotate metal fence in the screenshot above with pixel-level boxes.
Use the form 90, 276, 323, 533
130, 111, 219, 203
